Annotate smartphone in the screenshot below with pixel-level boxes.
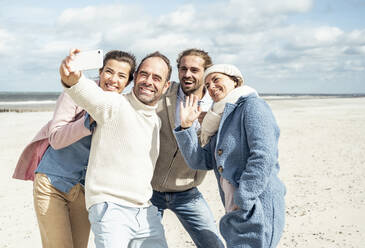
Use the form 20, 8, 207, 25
69, 49, 104, 71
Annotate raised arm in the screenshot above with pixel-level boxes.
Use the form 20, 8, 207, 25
59, 49, 82, 88
48, 92, 92, 150
59, 49, 121, 123
174, 95, 213, 170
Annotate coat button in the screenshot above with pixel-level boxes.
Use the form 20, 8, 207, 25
218, 166, 224, 173
217, 149, 223, 156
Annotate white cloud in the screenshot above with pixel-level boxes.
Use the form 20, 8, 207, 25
278, 26, 344, 50
157, 4, 196, 27
38, 37, 102, 54
343, 59, 365, 71
131, 33, 206, 55
259, 0, 313, 14
344, 46, 365, 55
1, 1, 364, 93
0, 28, 15, 54
52, 2, 364, 91
222, 0, 312, 18
314, 27, 344, 44
57, 4, 140, 28
346, 29, 365, 44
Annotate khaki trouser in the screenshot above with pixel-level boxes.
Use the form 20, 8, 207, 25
33, 173, 90, 248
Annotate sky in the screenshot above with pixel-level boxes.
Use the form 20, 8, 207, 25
0, 0, 364, 93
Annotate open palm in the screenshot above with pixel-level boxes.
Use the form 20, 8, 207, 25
180, 95, 202, 128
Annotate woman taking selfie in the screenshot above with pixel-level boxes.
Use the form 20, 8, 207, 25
174, 64, 286, 248
13, 50, 136, 248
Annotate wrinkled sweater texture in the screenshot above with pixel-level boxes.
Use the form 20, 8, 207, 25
66, 76, 161, 209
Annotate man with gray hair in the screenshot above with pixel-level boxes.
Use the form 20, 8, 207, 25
60, 49, 171, 248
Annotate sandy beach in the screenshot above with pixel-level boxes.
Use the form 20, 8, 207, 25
1, 97, 364, 248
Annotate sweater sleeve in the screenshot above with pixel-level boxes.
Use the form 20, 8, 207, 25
48, 92, 92, 150
65, 75, 120, 124
174, 126, 214, 170
234, 98, 280, 211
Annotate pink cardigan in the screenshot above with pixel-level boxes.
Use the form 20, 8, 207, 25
13, 91, 92, 181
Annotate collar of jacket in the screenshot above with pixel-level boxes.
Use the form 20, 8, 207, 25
234, 92, 258, 105
220, 92, 258, 117
214, 92, 258, 147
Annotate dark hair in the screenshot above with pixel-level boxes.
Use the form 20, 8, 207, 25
136, 51, 172, 81
100, 50, 136, 83
176, 48, 212, 70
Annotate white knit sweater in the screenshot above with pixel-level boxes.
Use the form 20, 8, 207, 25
66, 76, 160, 209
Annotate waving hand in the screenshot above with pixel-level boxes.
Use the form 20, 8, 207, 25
180, 95, 202, 129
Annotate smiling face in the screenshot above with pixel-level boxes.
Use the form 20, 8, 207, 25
99, 59, 131, 93
205, 72, 236, 102
133, 57, 170, 106
178, 55, 205, 97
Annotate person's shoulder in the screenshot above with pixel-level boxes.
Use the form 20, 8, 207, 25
157, 81, 179, 108
236, 93, 259, 103
165, 81, 179, 96
237, 93, 268, 107
120, 91, 133, 104
54, 90, 78, 111
233, 94, 263, 114
239, 95, 275, 121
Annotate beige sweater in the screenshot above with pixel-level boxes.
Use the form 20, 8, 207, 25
152, 82, 207, 192
66, 76, 160, 209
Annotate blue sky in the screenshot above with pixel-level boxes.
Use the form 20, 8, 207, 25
0, 0, 364, 93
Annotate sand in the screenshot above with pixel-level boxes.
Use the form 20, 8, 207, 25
1, 97, 364, 248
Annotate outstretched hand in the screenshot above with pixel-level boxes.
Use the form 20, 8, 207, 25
59, 48, 82, 87
180, 95, 202, 129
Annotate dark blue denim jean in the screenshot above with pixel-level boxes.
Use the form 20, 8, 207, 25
151, 187, 224, 248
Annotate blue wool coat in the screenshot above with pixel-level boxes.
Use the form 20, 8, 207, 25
174, 93, 286, 248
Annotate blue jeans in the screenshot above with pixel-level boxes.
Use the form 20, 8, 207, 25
151, 187, 224, 248
88, 202, 168, 248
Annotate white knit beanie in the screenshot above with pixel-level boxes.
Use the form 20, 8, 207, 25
203, 64, 244, 84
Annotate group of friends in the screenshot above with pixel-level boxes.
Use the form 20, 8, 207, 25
13, 48, 286, 248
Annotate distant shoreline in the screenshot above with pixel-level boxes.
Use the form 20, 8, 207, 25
0, 103, 56, 113
1, 94, 364, 113
260, 94, 365, 101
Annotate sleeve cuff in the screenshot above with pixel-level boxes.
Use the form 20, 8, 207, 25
174, 125, 193, 132
84, 113, 97, 131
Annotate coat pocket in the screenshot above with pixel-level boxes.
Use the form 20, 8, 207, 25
219, 201, 265, 247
